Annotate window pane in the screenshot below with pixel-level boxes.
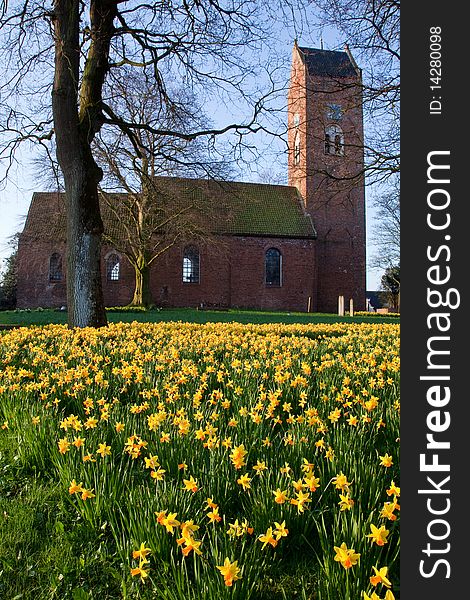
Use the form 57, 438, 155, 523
182, 246, 200, 283
265, 248, 281, 286
49, 253, 62, 281
107, 254, 120, 281
325, 125, 344, 156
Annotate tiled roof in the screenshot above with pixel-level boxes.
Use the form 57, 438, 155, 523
21, 177, 316, 242
298, 47, 358, 78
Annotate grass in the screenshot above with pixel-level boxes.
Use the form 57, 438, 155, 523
0, 306, 399, 327
0, 445, 123, 600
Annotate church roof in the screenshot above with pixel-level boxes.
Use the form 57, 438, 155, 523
297, 46, 358, 78
21, 177, 316, 242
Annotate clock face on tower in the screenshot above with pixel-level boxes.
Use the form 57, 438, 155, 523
326, 103, 343, 121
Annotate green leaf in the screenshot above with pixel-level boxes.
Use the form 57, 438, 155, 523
72, 589, 90, 600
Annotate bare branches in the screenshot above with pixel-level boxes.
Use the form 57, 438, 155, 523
310, 0, 400, 184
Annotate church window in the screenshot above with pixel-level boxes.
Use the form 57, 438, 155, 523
324, 133, 331, 155
49, 253, 63, 281
265, 248, 282, 286
325, 124, 344, 156
294, 132, 301, 165
183, 246, 200, 283
293, 113, 300, 127
106, 253, 120, 281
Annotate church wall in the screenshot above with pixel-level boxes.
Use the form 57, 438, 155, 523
305, 75, 366, 312
149, 241, 232, 309
101, 245, 135, 307
148, 236, 316, 312
16, 237, 67, 309
16, 235, 316, 313
228, 236, 316, 312
17, 236, 316, 311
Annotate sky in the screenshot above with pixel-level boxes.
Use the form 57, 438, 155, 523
0, 9, 385, 291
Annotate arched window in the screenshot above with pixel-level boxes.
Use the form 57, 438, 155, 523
293, 132, 301, 165
265, 248, 282, 287
324, 133, 331, 155
49, 253, 63, 281
325, 124, 344, 155
106, 253, 120, 281
182, 246, 200, 283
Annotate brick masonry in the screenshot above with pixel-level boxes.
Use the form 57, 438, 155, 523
288, 44, 366, 312
17, 236, 316, 313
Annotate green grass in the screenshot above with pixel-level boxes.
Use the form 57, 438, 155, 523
0, 307, 399, 327
0, 441, 124, 600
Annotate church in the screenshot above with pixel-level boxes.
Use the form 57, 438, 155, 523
16, 44, 366, 314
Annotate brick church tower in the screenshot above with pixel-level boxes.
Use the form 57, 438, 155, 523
288, 43, 366, 312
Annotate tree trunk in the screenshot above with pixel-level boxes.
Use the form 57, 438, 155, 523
51, 0, 117, 327
63, 161, 108, 328
130, 262, 152, 308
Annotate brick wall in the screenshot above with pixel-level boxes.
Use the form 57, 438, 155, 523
16, 235, 316, 313
150, 236, 316, 312
16, 237, 67, 309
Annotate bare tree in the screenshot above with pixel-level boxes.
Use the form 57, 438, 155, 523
379, 264, 400, 312
0, 233, 19, 309
370, 176, 400, 272
0, 0, 300, 327
311, 0, 400, 183
95, 69, 234, 307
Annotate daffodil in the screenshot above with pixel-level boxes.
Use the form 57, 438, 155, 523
290, 490, 311, 513
97, 443, 111, 457
367, 524, 389, 546
150, 467, 165, 480
81, 488, 95, 501
132, 542, 151, 561
68, 479, 83, 494
379, 454, 393, 467
304, 473, 320, 492
370, 565, 392, 587
237, 473, 251, 490
207, 506, 222, 523
273, 521, 289, 540
386, 481, 400, 497
332, 472, 351, 491
338, 493, 354, 511
230, 444, 247, 469
363, 592, 381, 600
216, 558, 242, 586
130, 565, 149, 583
258, 527, 278, 549
144, 454, 159, 469
160, 512, 180, 534
333, 542, 360, 569
58, 437, 70, 454
182, 476, 198, 492
380, 501, 399, 521
273, 488, 288, 504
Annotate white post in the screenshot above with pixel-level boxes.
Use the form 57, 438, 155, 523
349, 298, 354, 316
338, 295, 344, 316
307, 296, 311, 313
